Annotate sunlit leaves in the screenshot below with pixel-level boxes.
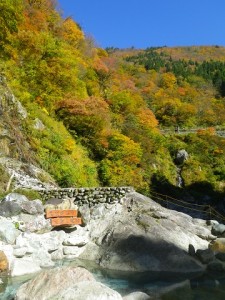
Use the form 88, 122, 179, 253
56, 96, 111, 143
0, 0, 23, 49
59, 17, 84, 47
99, 131, 146, 189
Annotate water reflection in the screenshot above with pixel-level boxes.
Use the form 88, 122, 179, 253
1, 259, 225, 300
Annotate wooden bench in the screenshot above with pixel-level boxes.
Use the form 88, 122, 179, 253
45, 209, 82, 227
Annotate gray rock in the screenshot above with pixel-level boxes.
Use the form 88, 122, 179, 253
207, 219, 219, 226
4, 193, 29, 203
63, 246, 85, 256
188, 244, 196, 256
20, 199, 44, 215
0, 218, 21, 244
212, 223, 225, 236
207, 260, 224, 272
33, 118, 45, 131
196, 248, 215, 264
9, 94, 28, 119
0, 201, 21, 217
78, 242, 101, 261
0, 157, 56, 191
11, 213, 52, 233
45, 197, 64, 206
78, 204, 91, 225
44, 197, 77, 211
175, 149, 188, 165
0, 193, 44, 217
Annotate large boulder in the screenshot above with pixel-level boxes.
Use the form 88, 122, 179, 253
0, 193, 44, 217
44, 197, 78, 211
63, 227, 89, 246
175, 149, 188, 165
80, 192, 210, 273
13, 213, 52, 233
196, 248, 215, 264
0, 218, 20, 244
15, 266, 119, 300
212, 223, 225, 236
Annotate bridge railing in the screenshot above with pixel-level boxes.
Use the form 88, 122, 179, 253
150, 191, 225, 223
160, 127, 225, 136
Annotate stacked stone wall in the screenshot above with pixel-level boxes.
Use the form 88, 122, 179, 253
39, 187, 134, 206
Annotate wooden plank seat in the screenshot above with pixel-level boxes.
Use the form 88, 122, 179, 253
45, 209, 78, 219
50, 217, 82, 227
45, 209, 81, 227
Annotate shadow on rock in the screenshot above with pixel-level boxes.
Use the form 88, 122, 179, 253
99, 234, 204, 274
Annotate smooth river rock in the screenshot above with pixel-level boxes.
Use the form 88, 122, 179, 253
15, 266, 115, 300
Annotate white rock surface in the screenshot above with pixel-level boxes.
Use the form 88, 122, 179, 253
51, 248, 64, 261
56, 281, 123, 300
11, 258, 41, 277
31, 249, 55, 268
0, 218, 21, 244
13, 247, 27, 258
15, 231, 66, 253
63, 246, 85, 256
63, 234, 89, 247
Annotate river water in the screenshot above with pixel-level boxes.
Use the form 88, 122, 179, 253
1, 259, 225, 299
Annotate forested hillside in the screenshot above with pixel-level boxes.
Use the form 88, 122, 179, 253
1, 0, 225, 203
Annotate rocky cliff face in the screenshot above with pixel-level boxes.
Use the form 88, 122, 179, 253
0, 76, 56, 194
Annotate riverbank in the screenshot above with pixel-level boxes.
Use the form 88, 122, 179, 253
1, 190, 225, 298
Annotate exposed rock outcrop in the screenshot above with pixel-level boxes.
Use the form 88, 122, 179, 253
79, 192, 213, 273
0, 190, 223, 280
175, 149, 189, 165
0, 77, 57, 191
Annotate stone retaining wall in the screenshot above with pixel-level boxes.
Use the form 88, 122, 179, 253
39, 187, 134, 206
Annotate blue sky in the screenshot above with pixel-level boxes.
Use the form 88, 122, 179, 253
57, 0, 225, 49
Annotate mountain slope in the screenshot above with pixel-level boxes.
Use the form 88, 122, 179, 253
0, 1, 225, 204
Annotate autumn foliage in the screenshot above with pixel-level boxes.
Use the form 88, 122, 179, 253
1, 1, 225, 198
